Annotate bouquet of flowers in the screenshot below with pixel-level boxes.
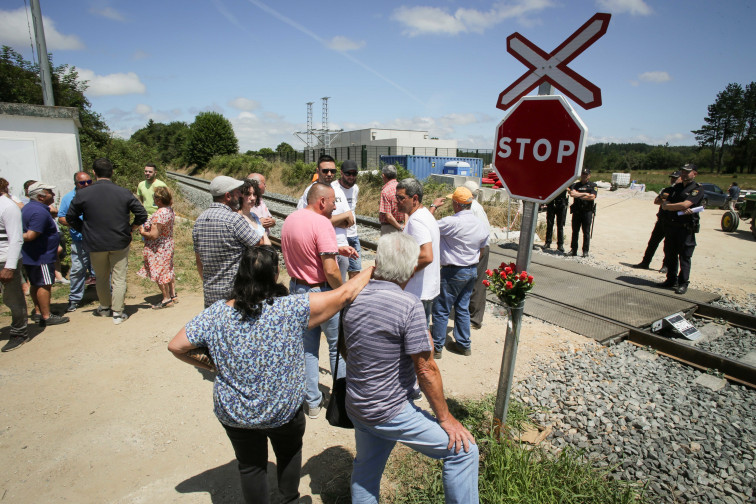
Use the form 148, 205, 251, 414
482, 261, 534, 308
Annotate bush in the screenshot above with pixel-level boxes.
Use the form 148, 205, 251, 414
205, 154, 272, 178
80, 137, 161, 191
281, 160, 318, 186
184, 112, 239, 169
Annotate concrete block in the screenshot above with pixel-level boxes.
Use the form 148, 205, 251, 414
695, 323, 726, 345
635, 349, 659, 361
693, 373, 727, 391
739, 351, 756, 367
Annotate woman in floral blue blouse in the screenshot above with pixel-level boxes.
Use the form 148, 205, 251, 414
169, 245, 372, 503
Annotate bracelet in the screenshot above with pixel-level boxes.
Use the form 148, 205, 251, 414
430, 204, 437, 209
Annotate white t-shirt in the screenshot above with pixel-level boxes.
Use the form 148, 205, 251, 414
297, 182, 350, 246
403, 207, 440, 301
338, 182, 359, 238
471, 200, 491, 233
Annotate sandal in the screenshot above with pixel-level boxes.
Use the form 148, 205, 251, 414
152, 299, 174, 309
171, 295, 179, 304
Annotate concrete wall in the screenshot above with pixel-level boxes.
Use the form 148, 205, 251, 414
330, 128, 457, 150
0, 103, 81, 203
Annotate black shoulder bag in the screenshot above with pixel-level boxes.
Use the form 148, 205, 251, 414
326, 308, 353, 429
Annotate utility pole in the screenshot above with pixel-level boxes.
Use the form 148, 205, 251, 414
30, 0, 55, 106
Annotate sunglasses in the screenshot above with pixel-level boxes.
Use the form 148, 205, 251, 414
343, 171, 358, 176
320, 169, 337, 174
77, 180, 93, 186
396, 194, 408, 201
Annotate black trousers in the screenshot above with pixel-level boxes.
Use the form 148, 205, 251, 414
663, 225, 696, 286
469, 245, 490, 326
545, 205, 567, 247
222, 407, 306, 504
570, 210, 593, 253
642, 219, 666, 265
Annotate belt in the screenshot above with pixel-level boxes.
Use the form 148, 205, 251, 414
291, 278, 327, 288
441, 263, 477, 268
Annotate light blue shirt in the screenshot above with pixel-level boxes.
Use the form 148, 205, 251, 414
58, 189, 83, 241
437, 209, 490, 267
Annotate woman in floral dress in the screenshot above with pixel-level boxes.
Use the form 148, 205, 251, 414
138, 186, 176, 308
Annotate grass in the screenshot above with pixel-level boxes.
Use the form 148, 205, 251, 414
382, 395, 649, 504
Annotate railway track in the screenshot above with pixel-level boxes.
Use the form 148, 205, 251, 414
168, 171, 756, 388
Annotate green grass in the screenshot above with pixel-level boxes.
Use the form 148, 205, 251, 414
382, 395, 649, 504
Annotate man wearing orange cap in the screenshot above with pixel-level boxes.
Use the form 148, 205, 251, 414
428, 187, 489, 357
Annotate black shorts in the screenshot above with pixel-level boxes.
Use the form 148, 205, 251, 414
24, 263, 56, 287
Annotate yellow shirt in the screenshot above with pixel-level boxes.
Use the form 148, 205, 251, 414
137, 179, 167, 215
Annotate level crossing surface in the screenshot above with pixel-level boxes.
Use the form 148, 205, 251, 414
487, 246, 719, 343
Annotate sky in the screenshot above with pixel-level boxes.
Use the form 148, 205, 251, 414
1, 0, 754, 152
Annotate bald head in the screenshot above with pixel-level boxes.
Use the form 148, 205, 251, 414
307, 182, 336, 218
247, 173, 266, 194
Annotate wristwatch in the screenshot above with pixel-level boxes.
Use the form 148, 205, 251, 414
430, 204, 437, 209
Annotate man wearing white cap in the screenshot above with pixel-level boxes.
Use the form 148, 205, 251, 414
428, 187, 489, 357
22, 182, 69, 327
462, 181, 491, 330
193, 175, 264, 307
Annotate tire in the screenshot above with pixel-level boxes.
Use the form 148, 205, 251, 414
721, 211, 739, 232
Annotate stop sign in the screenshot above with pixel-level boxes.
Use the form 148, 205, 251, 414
493, 95, 587, 203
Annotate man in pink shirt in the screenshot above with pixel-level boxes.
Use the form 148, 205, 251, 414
281, 183, 357, 418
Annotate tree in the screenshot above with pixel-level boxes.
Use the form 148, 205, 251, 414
275, 142, 294, 154
184, 111, 238, 169
258, 147, 275, 156
693, 83, 745, 173
131, 119, 189, 165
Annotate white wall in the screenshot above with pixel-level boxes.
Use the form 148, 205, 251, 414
0, 114, 81, 203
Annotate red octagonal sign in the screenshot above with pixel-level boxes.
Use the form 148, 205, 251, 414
493, 95, 587, 203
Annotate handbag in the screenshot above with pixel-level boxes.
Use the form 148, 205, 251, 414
326, 309, 353, 429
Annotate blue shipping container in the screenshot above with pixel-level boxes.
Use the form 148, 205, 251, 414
379, 155, 483, 181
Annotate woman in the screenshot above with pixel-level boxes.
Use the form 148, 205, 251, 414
168, 246, 372, 504
238, 179, 270, 246
138, 186, 177, 308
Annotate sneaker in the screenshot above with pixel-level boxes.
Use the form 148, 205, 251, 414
113, 312, 129, 325
55, 277, 70, 285
304, 404, 321, 419
30, 310, 41, 323
434, 347, 443, 359
2, 335, 29, 352
631, 262, 650, 269
93, 306, 112, 317
42, 314, 70, 326
447, 341, 472, 356
66, 302, 79, 313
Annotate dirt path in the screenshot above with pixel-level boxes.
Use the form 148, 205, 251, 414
0, 188, 753, 503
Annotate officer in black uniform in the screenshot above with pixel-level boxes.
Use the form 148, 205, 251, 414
658, 164, 704, 295
568, 168, 597, 257
543, 189, 568, 253
632, 170, 681, 271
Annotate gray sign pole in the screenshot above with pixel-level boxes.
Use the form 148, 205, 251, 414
30, 0, 55, 106
494, 82, 553, 431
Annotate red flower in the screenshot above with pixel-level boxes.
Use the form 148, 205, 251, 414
505, 281, 513, 290
509, 262, 516, 271
485, 269, 493, 277
500, 271, 507, 278
520, 272, 528, 281
482, 279, 490, 287
504, 267, 512, 274
528, 275, 534, 283
499, 262, 507, 270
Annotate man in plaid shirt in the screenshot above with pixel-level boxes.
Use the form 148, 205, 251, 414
379, 165, 405, 235
193, 176, 263, 307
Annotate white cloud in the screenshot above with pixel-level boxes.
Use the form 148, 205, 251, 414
134, 104, 152, 115
391, 0, 554, 36
0, 7, 84, 50
595, 0, 652, 16
132, 50, 149, 60
78, 68, 146, 96
89, 4, 127, 22
228, 97, 261, 111
325, 36, 366, 52
638, 71, 671, 83
230, 111, 300, 152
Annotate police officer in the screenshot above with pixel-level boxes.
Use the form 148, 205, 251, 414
658, 164, 704, 295
568, 168, 597, 257
543, 189, 568, 253
632, 171, 681, 272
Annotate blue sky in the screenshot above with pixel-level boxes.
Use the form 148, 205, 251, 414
1, 0, 754, 152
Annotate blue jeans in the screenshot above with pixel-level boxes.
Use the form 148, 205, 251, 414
289, 281, 345, 410
431, 265, 477, 351
68, 240, 92, 304
349, 402, 479, 504
347, 236, 362, 272
422, 299, 434, 327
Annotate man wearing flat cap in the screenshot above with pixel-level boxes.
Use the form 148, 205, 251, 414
428, 186, 489, 357
462, 181, 491, 330
193, 175, 264, 307
632, 170, 681, 271
568, 168, 597, 257
658, 164, 704, 295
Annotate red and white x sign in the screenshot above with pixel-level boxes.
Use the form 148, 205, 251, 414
497, 13, 611, 110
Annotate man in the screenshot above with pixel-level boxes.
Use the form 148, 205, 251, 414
136, 164, 167, 216
297, 155, 355, 281
727, 182, 740, 211
0, 188, 29, 351
658, 164, 704, 295
338, 160, 362, 278
462, 181, 491, 330
281, 183, 357, 418
568, 168, 597, 257
66, 158, 148, 325
378, 165, 405, 235
343, 232, 479, 504
192, 175, 263, 308
22, 182, 69, 327
543, 189, 568, 253
58, 171, 94, 312
396, 178, 440, 326
247, 173, 276, 235
632, 171, 681, 272
428, 187, 489, 357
